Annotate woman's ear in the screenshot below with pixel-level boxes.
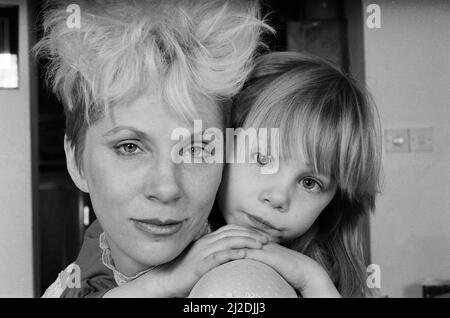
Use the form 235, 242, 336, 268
64, 135, 89, 193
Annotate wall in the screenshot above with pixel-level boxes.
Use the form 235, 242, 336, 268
0, 0, 34, 297
363, 0, 450, 297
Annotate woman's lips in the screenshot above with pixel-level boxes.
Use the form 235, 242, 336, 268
134, 218, 182, 226
131, 218, 184, 236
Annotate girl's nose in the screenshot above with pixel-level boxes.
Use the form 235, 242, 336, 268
144, 159, 183, 204
258, 189, 290, 213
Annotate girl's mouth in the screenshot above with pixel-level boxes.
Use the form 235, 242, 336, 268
244, 212, 280, 232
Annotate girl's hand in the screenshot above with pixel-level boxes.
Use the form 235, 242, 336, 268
140, 224, 271, 297
243, 243, 342, 298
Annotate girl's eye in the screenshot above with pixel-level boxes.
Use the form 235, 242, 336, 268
115, 142, 142, 155
255, 152, 272, 166
300, 178, 323, 192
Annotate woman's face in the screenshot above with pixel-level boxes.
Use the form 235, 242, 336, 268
218, 136, 337, 243
72, 91, 223, 276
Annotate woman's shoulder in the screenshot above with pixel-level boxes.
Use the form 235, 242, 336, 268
42, 220, 117, 298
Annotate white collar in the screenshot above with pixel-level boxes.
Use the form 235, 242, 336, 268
99, 232, 157, 286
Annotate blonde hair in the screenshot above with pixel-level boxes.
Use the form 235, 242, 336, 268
34, 0, 273, 168
231, 52, 382, 297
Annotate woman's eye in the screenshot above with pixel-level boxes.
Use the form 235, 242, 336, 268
190, 145, 203, 158
255, 152, 272, 166
300, 178, 323, 192
116, 143, 142, 155
182, 143, 208, 160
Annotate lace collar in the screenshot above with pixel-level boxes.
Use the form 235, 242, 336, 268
99, 232, 157, 286
98, 223, 212, 286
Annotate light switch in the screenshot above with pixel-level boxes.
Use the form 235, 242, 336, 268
410, 127, 434, 152
385, 129, 409, 153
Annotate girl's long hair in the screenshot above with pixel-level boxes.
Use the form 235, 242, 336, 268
224, 52, 382, 297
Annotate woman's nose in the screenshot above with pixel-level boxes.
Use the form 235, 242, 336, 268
258, 189, 290, 213
144, 159, 183, 204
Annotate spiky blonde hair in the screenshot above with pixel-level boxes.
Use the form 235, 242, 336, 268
34, 0, 272, 167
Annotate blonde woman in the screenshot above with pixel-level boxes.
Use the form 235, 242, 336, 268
36, 0, 272, 297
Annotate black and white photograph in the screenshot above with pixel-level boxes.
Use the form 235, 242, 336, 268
0, 0, 448, 302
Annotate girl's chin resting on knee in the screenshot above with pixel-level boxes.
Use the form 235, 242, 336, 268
188, 259, 298, 298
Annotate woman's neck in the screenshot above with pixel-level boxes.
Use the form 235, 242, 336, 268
105, 232, 150, 277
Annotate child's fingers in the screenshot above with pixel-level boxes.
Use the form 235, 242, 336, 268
197, 249, 246, 275
242, 246, 278, 267
193, 236, 264, 271
205, 228, 270, 245
206, 224, 272, 243
212, 224, 271, 239
207, 235, 265, 253
213, 224, 248, 232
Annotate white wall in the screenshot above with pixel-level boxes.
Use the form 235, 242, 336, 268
363, 0, 450, 297
0, 0, 34, 297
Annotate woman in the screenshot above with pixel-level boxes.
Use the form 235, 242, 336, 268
36, 0, 272, 297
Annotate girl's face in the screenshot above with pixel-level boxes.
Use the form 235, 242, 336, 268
218, 144, 337, 243
68, 90, 223, 276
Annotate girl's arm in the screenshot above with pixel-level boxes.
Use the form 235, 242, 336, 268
242, 243, 342, 298
105, 224, 270, 297
299, 264, 341, 298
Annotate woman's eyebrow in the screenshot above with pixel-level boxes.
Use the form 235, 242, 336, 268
103, 125, 207, 143
191, 130, 207, 142
103, 126, 148, 140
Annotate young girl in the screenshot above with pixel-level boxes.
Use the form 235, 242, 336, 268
208, 51, 382, 298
